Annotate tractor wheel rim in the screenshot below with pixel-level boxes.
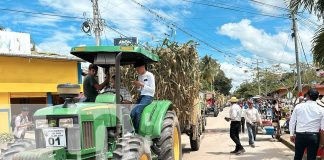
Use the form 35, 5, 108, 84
140, 154, 149, 160
173, 126, 180, 160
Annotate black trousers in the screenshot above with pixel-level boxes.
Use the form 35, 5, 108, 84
241, 117, 245, 133
230, 121, 243, 150
294, 133, 319, 160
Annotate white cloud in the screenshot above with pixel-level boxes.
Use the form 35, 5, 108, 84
37, 0, 187, 41
37, 31, 75, 55
218, 19, 296, 64
220, 62, 253, 91
15, 15, 62, 27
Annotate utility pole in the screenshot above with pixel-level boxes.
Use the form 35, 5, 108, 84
253, 59, 263, 96
291, 13, 302, 94
91, 0, 104, 83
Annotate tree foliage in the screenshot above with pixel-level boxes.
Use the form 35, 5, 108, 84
290, 0, 324, 67
234, 63, 321, 98
213, 70, 232, 95
199, 55, 232, 94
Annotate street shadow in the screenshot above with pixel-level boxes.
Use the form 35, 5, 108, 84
182, 144, 192, 154
240, 136, 273, 142
206, 146, 293, 160
204, 128, 228, 134
206, 151, 229, 155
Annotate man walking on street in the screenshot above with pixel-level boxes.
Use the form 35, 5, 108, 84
289, 89, 323, 160
225, 97, 245, 155
245, 99, 261, 148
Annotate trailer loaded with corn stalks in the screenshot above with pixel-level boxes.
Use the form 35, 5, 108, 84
122, 39, 204, 151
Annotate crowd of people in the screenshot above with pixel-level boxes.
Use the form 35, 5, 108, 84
226, 88, 324, 159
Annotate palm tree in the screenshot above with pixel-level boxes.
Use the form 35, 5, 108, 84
290, 0, 324, 67
200, 55, 220, 90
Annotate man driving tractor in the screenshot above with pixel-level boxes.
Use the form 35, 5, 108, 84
83, 64, 109, 102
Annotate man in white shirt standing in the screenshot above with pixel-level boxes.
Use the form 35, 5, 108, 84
289, 89, 323, 160
13, 107, 32, 141
131, 61, 155, 133
225, 97, 245, 155
245, 100, 261, 148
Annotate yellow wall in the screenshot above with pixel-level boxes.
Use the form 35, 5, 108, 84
0, 56, 80, 133
0, 56, 78, 84
0, 93, 10, 133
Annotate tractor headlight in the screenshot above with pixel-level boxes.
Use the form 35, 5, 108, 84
59, 118, 74, 128
35, 119, 48, 129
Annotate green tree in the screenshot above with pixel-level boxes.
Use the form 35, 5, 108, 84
290, 0, 324, 66
234, 82, 258, 99
213, 70, 232, 95
199, 55, 220, 91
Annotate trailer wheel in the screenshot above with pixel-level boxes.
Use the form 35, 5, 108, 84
202, 117, 206, 132
190, 122, 201, 151
113, 135, 150, 160
0, 139, 35, 160
213, 109, 219, 117
156, 110, 181, 160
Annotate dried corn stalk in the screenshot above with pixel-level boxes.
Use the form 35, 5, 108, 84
122, 39, 200, 125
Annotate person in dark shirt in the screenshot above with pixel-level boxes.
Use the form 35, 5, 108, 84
83, 64, 109, 102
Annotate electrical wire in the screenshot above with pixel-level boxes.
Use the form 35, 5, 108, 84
180, 0, 289, 19
297, 32, 310, 67
247, 0, 289, 11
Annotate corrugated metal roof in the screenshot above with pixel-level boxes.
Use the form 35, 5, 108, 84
0, 52, 84, 62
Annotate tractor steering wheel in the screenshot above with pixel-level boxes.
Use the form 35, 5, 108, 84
101, 90, 124, 102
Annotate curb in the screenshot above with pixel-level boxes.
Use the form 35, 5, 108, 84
279, 136, 295, 151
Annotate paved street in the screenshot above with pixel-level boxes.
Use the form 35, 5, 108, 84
182, 107, 294, 160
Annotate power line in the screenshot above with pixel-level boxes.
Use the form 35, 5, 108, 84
181, 0, 289, 19
297, 32, 310, 67
248, 0, 289, 11
0, 8, 84, 20
297, 14, 321, 27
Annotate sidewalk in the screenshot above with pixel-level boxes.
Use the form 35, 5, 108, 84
279, 134, 295, 151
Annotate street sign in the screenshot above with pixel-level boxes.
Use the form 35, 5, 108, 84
114, 37, 138, 46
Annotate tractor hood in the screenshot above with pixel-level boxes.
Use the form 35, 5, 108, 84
34, 103, 117, 117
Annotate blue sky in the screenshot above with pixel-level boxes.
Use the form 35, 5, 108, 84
0, 0, 319, 89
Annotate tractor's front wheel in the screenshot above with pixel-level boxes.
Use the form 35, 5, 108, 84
157, 110, 181, 160
113, 135, 150, 160
0, 139, 35, 160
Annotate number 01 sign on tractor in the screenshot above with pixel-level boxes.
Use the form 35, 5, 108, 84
43, 128, 66, 147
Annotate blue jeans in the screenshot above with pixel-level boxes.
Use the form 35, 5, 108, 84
131, 95, 153, 132
247, 123, 256, 145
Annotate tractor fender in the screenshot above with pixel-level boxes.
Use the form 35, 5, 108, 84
138, 100, 172, 138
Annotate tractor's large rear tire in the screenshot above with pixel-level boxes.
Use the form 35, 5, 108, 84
156, 111, 181, 160
0, 139, 35, 160
113, 135, 150, 160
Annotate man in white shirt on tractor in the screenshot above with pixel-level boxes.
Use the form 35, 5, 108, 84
131, 61, 155, 133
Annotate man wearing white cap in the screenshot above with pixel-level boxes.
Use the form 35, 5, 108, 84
225, 97, 245, 155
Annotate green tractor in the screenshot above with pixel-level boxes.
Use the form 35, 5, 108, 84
2, 46, 182, 160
